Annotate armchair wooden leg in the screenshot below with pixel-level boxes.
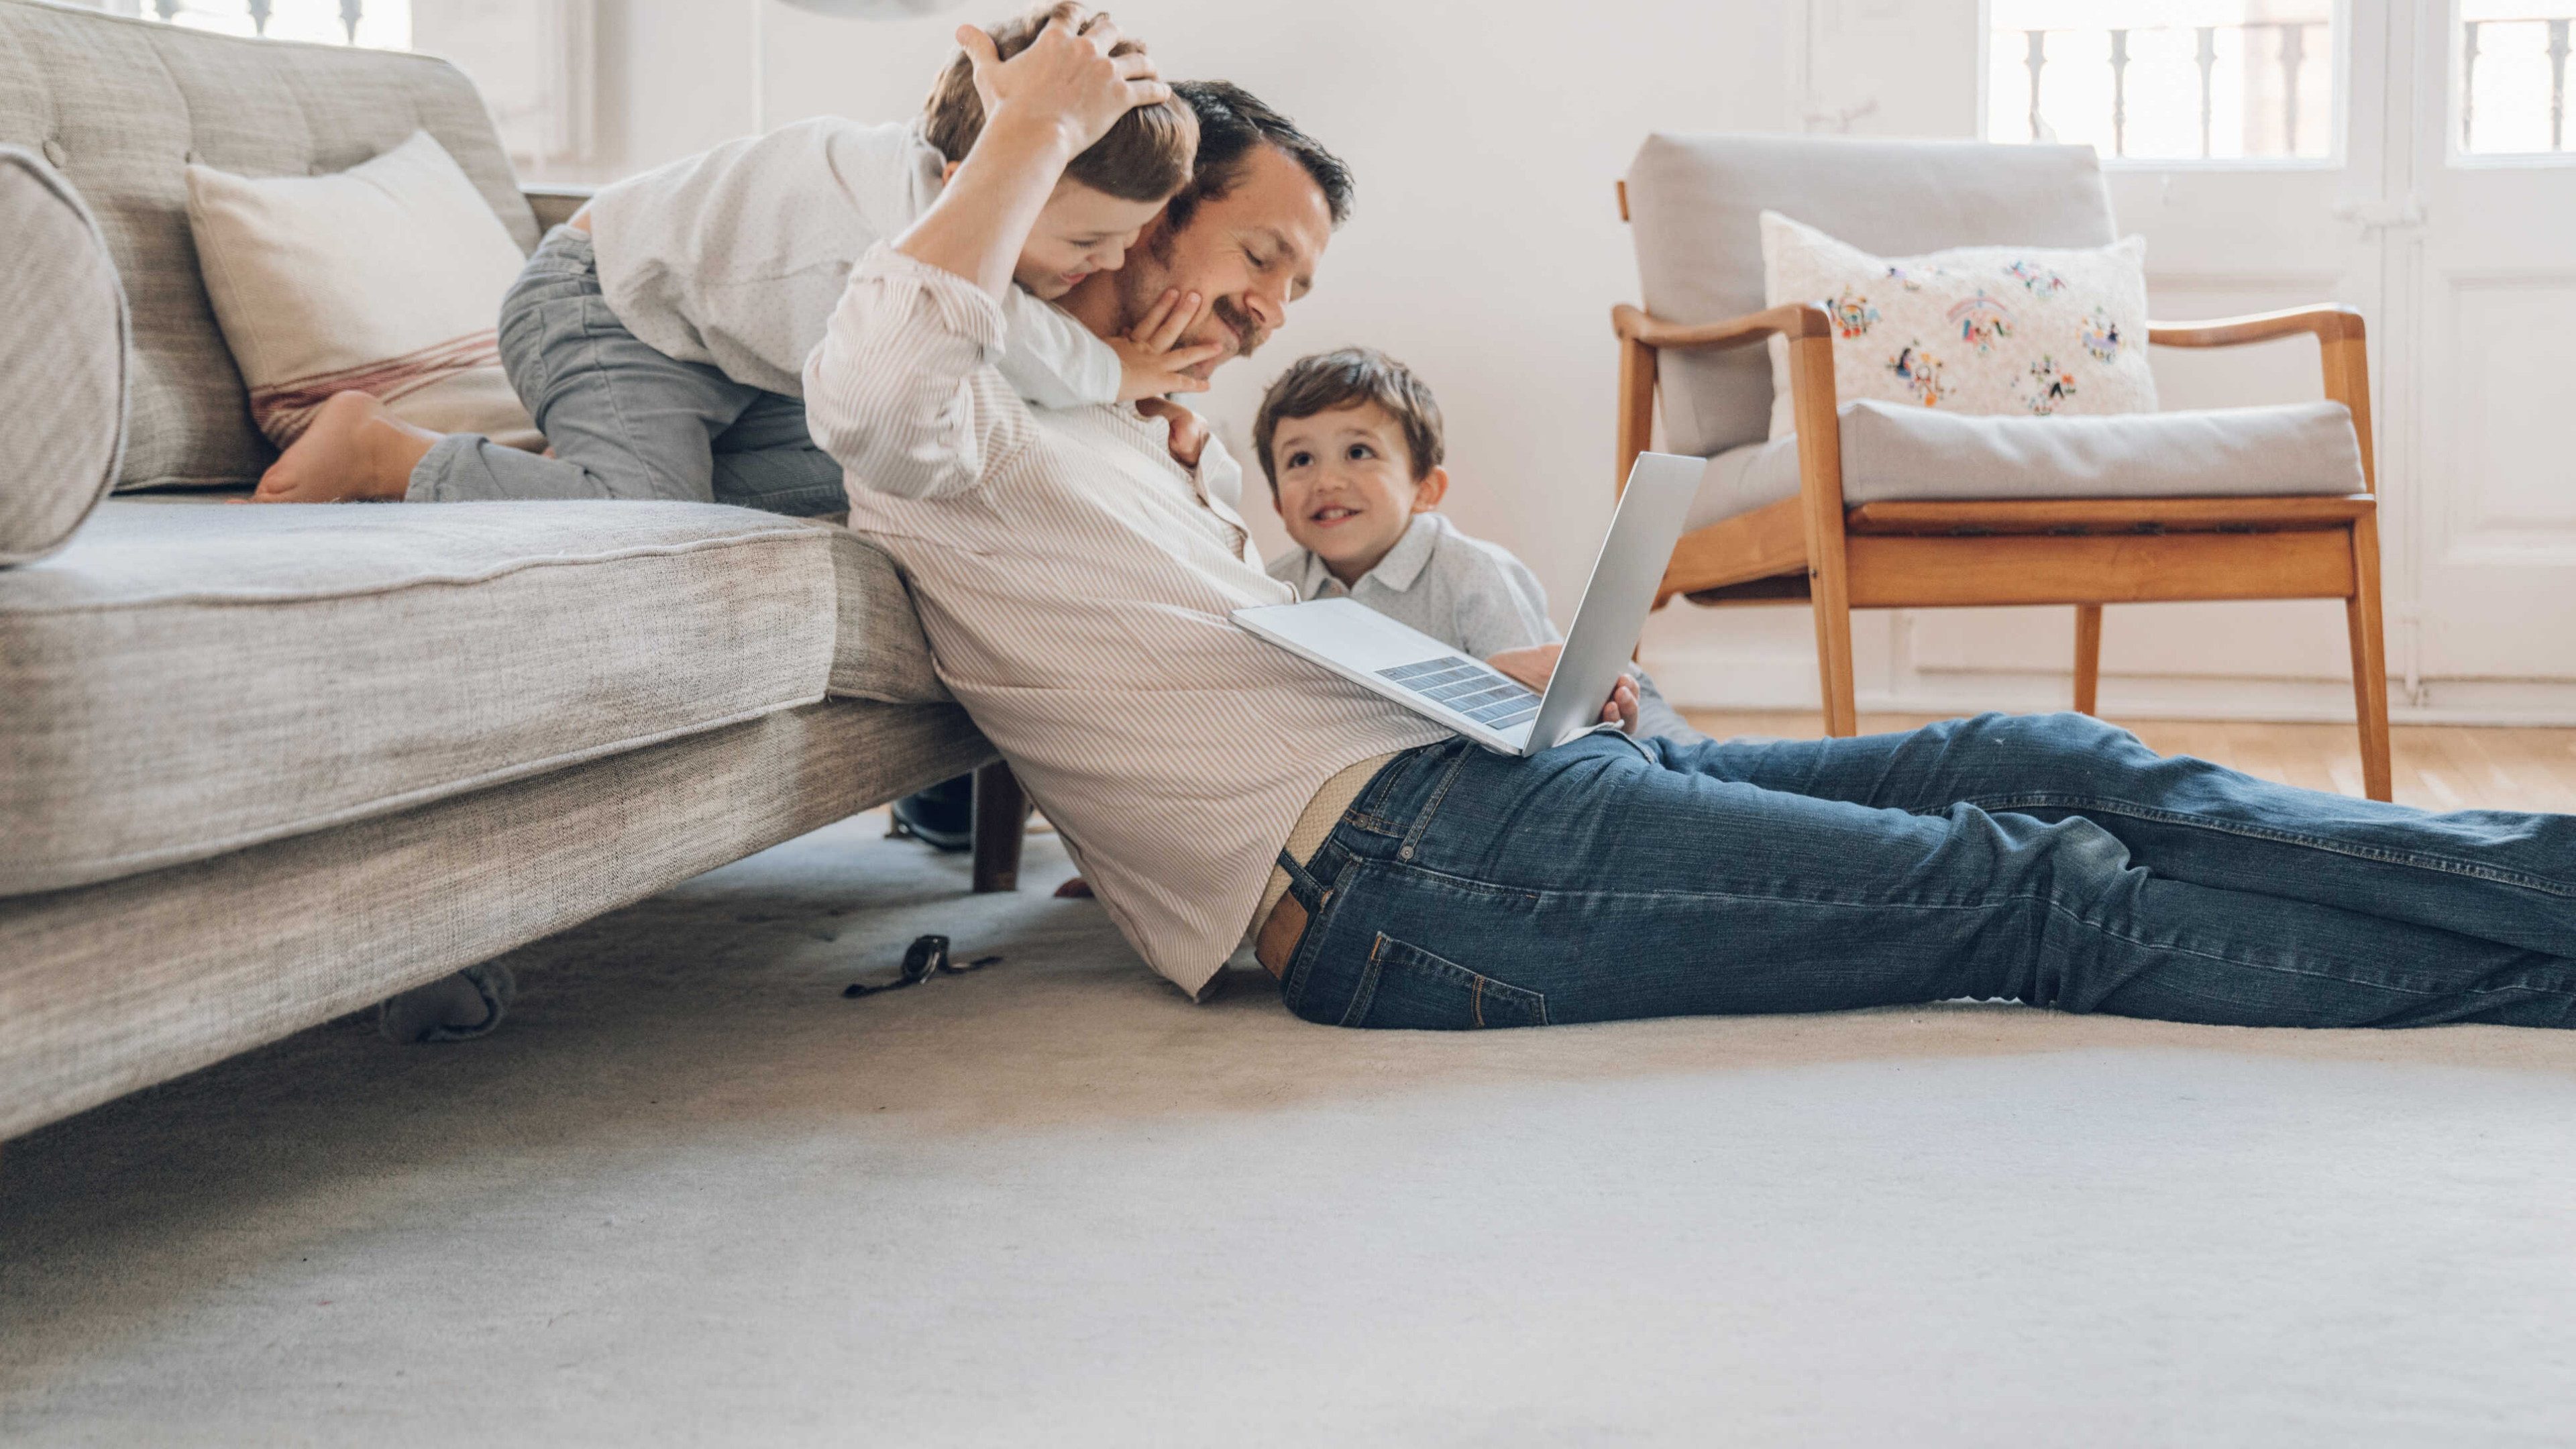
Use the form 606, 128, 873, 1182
2073, 604, 2103, 716
2345, 518, 2394, 802
971, 759, 1029, 894
1785, 332, 1858, 738
1811, 592, 1859, 737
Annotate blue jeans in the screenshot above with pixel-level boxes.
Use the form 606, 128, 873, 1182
407, 227, 847, 517
1275, 712, 2576, 1031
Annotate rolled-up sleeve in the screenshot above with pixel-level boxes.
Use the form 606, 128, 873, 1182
804, 245, 1024, 502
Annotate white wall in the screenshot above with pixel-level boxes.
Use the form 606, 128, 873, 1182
432, 0, 1990, 708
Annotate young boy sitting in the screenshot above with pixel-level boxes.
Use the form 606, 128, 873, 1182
1254, 347, 1701, 743
253, 3, 1216, 510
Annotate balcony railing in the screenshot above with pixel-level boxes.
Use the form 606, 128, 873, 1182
2463, 17, 2573, 153
130, 0, 403, 50
1997, 19, 2333, 161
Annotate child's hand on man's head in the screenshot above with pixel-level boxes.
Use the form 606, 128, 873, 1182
954, 7, 1167, 157
1113, 288, 1223, 402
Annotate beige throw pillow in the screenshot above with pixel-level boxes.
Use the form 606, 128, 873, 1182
1760, 211, 2157, 439
184, 129, 540, 451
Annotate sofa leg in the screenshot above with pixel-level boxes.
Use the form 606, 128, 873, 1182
971, 759, 1028, 894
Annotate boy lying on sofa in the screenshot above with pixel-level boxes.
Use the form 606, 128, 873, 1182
250, 2, 1214, 513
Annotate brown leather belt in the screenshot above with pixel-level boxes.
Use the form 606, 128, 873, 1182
1252, 892, 1311, 979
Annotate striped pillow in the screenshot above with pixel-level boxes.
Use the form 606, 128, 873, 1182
184, 130, 540, 454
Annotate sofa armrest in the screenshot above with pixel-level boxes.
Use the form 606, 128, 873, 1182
521, 184, 596, 233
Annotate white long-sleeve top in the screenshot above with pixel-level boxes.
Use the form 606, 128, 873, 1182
586, 117, 1118, 408
808, 247, 1446, 996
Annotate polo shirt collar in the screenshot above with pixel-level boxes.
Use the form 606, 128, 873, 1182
1364, 513, 1444, 592
1296, 512, 1444, 597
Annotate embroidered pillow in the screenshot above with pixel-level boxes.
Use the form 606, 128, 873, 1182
184, 130, 540, 452
1759, 211, 2157, 440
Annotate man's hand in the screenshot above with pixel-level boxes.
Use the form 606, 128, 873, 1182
955, 10, 1167, 160
1486, 644, 1642, 735
1112, 288, 1223, 401
1133, 395, 1208, 469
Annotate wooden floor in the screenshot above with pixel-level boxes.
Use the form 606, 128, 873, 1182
1679, 710, 2576, 813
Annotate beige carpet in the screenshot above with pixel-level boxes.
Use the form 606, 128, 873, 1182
5, 815, 2575, 1446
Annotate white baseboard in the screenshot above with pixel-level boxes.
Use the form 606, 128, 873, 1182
1642, 649, 2576, 726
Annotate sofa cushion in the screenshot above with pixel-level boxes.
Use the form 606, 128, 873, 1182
827, 528, 951, 705
185, 129, 541, 451
1682, 399, 2368, 535
1626, 133, 2115, 460
0, 0, 538, 492
0, 499, 835, 896
0, 144, 125, 566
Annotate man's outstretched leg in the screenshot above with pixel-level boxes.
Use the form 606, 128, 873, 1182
1655, 712, 2576, 959
1273, 735, 2576, 1032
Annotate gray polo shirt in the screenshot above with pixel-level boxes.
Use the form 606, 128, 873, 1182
1265, 513, 1703, 743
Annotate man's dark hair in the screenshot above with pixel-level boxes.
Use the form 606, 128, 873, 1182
1252, 347, 1444, 493
1165, 80, 1354, 235
922, 3, 1197, 203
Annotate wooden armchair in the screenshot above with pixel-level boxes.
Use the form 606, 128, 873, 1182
1613, 136, 2392, 800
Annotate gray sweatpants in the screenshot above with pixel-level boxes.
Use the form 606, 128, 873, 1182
407, 227, 847, 517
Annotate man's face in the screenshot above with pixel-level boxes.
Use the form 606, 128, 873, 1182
1071, 143, 1333, 380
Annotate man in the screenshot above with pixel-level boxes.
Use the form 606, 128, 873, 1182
812, 14, 2576, 1031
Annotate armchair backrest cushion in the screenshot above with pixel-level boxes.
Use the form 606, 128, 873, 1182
1625, 133, 2116, 458
0, 0, 537, 491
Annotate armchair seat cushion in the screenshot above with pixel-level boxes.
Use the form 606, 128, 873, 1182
1683, 398, 2367, 534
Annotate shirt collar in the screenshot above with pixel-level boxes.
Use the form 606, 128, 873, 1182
1362, 513, 1444, 592
1295, 513, 1445, 598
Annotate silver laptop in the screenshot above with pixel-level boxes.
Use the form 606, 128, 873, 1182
1232, 451, 1705, 755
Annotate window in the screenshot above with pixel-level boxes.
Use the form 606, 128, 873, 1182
1987, 1, 2337, 162
2459, 1, 2575, 154
125, 0, 409, 50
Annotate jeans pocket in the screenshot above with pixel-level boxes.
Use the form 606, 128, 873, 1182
1350, 933, 1548, 1030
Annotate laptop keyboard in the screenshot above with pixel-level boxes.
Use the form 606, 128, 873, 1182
1378, 655, 1542, 729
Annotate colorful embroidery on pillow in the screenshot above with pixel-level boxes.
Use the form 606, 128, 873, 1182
2082, 307, 2123, 363
1947, 291, 2015, 354
2005, 260, 2068, 295
1828, 288, 1879, 338
2026, 356, 2077, 414
1889, 343, 1947, 407
1758, 212, 2157, 438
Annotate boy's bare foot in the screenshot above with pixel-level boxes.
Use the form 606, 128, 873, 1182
251, 391, 440, 502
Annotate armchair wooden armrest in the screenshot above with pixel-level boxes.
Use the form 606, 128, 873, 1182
1612, 301, 1833, 354
1612, 300, 1837, 500
521, 183, 597, 233
2150, 303, 2375, 489
2147, 303, 2363, 348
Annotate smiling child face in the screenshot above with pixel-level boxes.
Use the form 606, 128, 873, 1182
1013, 180, 1165, 301
1269, 402, 1450, 586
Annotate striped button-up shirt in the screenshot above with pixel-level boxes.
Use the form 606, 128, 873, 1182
807, 248, 1447, 997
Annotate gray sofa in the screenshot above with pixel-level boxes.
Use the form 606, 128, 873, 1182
0, 0, 1009, 1142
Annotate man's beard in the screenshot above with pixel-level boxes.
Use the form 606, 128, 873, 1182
1209, 295, 1268, 360
1118, 233, 1269, 362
